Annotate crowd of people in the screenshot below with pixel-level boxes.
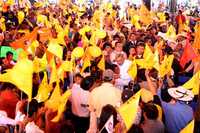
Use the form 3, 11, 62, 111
0, 1, 200, 133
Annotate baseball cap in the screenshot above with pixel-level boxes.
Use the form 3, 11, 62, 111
103, 69, 114, 81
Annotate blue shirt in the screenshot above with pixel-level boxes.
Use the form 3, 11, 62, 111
158, 90, 193, 133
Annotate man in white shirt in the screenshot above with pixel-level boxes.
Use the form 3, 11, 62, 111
114, 54, 132, 90
87, 69, 121, 133
70, 75, 95, 133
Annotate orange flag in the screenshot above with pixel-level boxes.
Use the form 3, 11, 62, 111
10, 27, 39, 50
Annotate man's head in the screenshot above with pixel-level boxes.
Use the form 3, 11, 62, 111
129, 33, 136, 42
178, 10, 182, 15
74, 73, 83, 85
143, 103, 159, 120
115, 53, 125, 65
136, 41, 145, 56
115, 42, 123, 52
6, 52, 13, 61
103, 69, 114, 83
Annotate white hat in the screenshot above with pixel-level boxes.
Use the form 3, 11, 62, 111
168, 86, 194, 101
157, 32, 177, 43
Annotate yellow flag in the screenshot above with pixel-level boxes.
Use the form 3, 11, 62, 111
33, 57, 40, 73
81, 57, 91, 74
183, 71, 200, 95
180, 120, 194, 133
35, 72, 52, 103
193, 24, 200, 50
131, 15, 141, 30
159, 55, 174, 77
157, 12, 166, 22
51, 90, 71, 122
27, 40, 39, 55
0, 59, 33, 101
128, 59, 137, 80
97, 55, 105, 71
18, 11, 25, 24
118, 90, 141, 130
60, 61, 73, 72
47, 40, 63, 59
57, 61, 73, 82
6, 0, 14, 5
136, 45, 154, 69
56, 31, 66, 45
138, 4, 152, 25
49, 58, 58, 84
45, 82, 61, 111
166, 25, 176, 41
38, 53, 48, 71
0, 17, 6, 32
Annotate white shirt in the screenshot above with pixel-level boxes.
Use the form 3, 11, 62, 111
87, 83, 121, 133
25, 122, 44, 133
70, 84, 90, 117
115, 60, 132, 89
0, 111, 16, 126
88, 83, 121, 117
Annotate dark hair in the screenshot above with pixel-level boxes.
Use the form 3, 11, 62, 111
136, 41, 145, 47
143, 103, 158, 120
6, 51, 13, 57
98, 104, 118, 131
161, 88, 172, 103
103, 42, 112, 50
127, 124, 144, 133
80, 76, 95, 91
163, 45, 173, 55
74, 73, 83, 79
24, 99, 39, 118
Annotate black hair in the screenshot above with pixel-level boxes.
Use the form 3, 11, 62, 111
74, 73, 83, 79
98, 104, 118, 131
161, 88, 172, 103
143, 103, 159, 120
6, 51, 13, 57
163, 45, 173, 55
103, 42, 112, 50
80, 76, 95, 91
24, 99, 39, 118
136, 41, 145, 47
127, 124, 144, 133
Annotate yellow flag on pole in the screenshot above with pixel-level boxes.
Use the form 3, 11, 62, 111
136, 45, 154, 69
182, 71, 200, 95
17, 11, 25, 24
128, 59, 137, 80
49, 58, 58, 84
180, 120, 194, 133
159, 55, 174, 78
138, 4, 152, 25
97, 55, 105, 71
118, 90, 141, 130
47, 40, 63, 59
45, 82, 61, 111
35, 72, 52, 103
0, 59, 33, 101
81, 57, 91, 74
51, 90, 71, 122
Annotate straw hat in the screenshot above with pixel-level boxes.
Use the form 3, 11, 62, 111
168, 86, 194, 101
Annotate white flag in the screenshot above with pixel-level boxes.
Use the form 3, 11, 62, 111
104, 115, 114, 133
